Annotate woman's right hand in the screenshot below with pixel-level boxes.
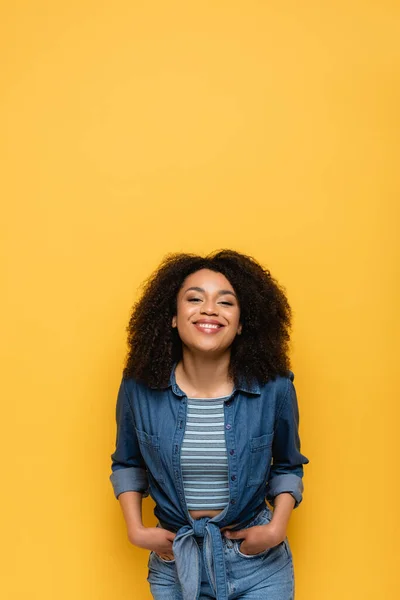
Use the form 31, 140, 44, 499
128, 526, 176, 560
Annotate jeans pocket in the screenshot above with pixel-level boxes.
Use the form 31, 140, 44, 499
151, 550, 176, 565
152, 523, 176, 563
232, 506, 274, 559
283, 538, 293, 560
234, 541, 271, 559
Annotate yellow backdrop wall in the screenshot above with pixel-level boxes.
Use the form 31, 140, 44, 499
1, 1, 399, 599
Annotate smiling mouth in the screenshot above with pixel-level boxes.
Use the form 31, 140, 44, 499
193, 322, 224, 333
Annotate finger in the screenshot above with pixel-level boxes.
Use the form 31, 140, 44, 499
224, 529, 246, 539
165, 531, 176, 541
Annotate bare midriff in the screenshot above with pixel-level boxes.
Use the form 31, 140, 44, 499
188, 508, 237, 533
189, 508, 223, 519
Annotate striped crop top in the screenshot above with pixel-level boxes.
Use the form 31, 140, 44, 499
181, 396, 230, 510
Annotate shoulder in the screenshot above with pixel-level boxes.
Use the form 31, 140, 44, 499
120, 375, 165, 400
256, 370, 295, 410
259, 369, 294, 392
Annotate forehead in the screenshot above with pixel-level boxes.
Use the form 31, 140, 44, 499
180, 269, 234, 292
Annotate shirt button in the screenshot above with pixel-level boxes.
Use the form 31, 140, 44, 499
231, 475, 236, 481
226, 401, 232, 407
225, 424, 232, 430
229, 449, 235, 455
230, 499, 236, 505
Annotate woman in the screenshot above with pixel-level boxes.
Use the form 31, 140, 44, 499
109, 249, 309, 599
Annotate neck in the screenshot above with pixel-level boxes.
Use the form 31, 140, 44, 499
175, 350, 234, 397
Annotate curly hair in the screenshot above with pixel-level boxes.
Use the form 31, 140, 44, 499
123, 249, 293, 388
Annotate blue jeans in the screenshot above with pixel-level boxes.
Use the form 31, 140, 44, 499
147, 506, 295, 599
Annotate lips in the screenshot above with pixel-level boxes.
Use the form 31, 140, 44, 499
193, 319, 224, 326
193, 320, 224, 333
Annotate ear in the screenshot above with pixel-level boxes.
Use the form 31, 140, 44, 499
172, 316, 177, 328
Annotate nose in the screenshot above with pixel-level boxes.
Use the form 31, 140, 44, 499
200, 300, 218, 315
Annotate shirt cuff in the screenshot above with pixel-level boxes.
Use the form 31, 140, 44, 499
110, 467, 149, 499
266, 474, 304, 508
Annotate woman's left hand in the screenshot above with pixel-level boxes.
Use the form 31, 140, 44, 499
223, 522, 286, 556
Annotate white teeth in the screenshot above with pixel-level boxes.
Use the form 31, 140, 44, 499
196, 323, 220, 329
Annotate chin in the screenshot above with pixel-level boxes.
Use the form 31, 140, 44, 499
189, 344, 229, 356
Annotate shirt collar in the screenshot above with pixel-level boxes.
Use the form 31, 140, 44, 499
165, 361, 261, 397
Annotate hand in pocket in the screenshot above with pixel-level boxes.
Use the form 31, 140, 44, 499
224, 523, 285, 556
129, 525, 176, 560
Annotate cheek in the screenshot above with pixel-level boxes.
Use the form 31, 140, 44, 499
176, 309, 197, 332
177, 306, 196, 323
229, 309, 241, 327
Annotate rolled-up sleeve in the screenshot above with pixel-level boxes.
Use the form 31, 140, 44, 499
266, 375, 309, 509
109, 378, 149, 499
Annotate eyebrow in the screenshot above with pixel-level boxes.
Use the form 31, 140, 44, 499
184, 286, 237, 298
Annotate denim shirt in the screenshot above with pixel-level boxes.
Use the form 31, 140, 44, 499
109, 363, 309, 600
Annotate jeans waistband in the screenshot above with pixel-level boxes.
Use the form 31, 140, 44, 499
158, 504, 271, 600
158, 503, 270, 534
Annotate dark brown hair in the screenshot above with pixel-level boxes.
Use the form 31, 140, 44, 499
123, 249, 293, 387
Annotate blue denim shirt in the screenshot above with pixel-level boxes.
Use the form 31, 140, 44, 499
110, 363, 309, 599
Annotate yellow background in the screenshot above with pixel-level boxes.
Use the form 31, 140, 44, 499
1, 1, 399, 598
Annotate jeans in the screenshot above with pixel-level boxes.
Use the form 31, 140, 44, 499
147, 506, 295, 599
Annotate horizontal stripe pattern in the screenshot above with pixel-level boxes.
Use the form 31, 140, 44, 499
182, 397, 230, 510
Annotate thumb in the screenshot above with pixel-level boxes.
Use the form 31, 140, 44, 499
224, 529, 246, 539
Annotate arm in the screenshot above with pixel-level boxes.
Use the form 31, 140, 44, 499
118, 490, 175, 558
110, 379, 176, 557
225, 375, 309, 554
269, 492, 295, 534
118, 490, 145, 542
224, 492, 296, 552
266, 375, 309, 512
109, 378, 149, 498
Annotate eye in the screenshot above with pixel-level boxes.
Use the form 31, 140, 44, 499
220, 301, 233, 306
188, 298, 202, 302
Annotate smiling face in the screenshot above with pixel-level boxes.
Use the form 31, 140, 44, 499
172, 268, 242, 356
